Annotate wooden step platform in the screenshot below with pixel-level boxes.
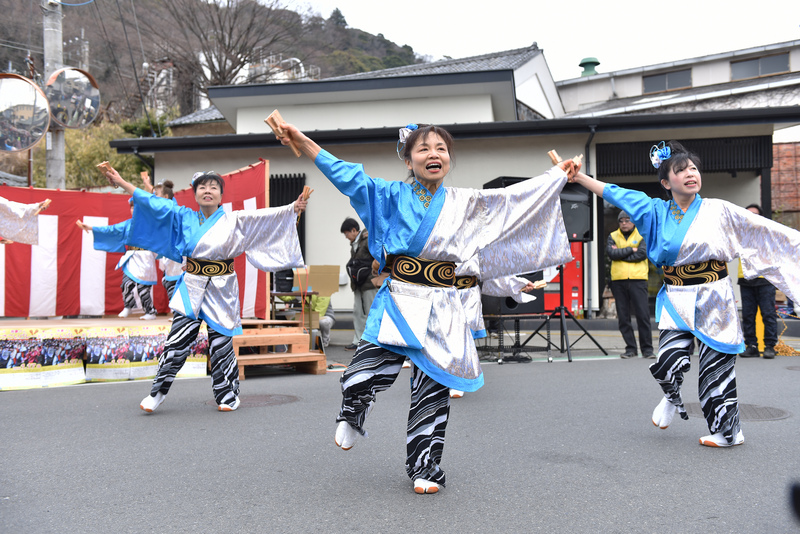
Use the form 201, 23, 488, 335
233, 319, 327, 379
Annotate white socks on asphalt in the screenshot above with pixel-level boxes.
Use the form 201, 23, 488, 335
413, 479, 440, 494
699, 430, 745, 447
335, 421, 358, 450
652, 396, 676, 429
140, 392, 165, 413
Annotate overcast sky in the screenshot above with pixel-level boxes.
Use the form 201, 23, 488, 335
300, 0, 800, 81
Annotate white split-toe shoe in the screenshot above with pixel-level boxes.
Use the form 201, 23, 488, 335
334, 421, 358, 450
651, 396, 677, 429
218, 396, 240, 412
140, 392, 165, 413
413, 478, 440, 494
699, 430, 744, 447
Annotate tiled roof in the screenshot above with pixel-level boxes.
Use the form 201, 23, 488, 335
565, 71, 800, 117
0, 171, 27, 187
170, 44, 542, 126
325, 43, 541, 81
167, 106, 224, 126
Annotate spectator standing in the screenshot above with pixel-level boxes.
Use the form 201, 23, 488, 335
607, 210, 654, 358
737, 204, 778, 359
341, 217, 379, 350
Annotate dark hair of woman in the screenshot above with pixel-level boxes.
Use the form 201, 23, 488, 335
154, 180, 175, 200
657, 141, 702, 198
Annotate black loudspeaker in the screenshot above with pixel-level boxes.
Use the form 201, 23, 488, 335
560, 182, 593, 242
480, 272, 545, 315
483, 176, 593, 242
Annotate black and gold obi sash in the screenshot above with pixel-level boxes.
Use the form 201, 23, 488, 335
455, 276, 478, 289
186, 257, 235, 277
385, 254, 457, 288
662, 260, 728, 286
126, 246, 145, 251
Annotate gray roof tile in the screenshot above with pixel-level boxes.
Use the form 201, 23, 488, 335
325, 43, 541, 80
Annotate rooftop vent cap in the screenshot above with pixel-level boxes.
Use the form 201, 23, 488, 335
579, 57, 600, 77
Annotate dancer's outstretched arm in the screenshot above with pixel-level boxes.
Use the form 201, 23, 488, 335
570, 171, 607, 198
103, 167, 136, 195
276, 123, 322, 161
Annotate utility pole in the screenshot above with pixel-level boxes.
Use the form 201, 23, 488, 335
42, 0, 65, 190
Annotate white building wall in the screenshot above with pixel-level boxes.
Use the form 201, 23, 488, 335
151, 125, 772, 316
235, 95, 496, 134
514, 55, 565, 118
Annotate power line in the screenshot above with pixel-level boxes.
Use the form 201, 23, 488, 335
114, 0, 157, 136
0, 38, 44, 53
130, 0, 146, 66
51, 0, 96, 6
0, 42, 44, 54
90, 0, 130, 104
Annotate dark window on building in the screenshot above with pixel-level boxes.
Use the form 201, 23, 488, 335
643, 69, 692, 93
731, 53, 789, 80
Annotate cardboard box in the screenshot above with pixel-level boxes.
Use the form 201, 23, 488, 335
293, 265, 340, 296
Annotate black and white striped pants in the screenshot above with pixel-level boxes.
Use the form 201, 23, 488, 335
121, 274, 156, 315
162, 278, 177, 301
649, 329, 741, 443
337, 342, 450, 485
150, 313, 239, 406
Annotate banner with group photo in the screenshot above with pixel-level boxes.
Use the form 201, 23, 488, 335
0, 326, 86, 390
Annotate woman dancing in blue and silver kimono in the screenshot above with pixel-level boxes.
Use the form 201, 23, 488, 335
571, 141, 800, 448
102, 167, 307, 413
278, 121, 575, 494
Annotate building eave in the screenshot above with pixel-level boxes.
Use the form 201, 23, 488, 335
207, 70, 519, 129
557, 39, 800, 85
110, 106, 800, 155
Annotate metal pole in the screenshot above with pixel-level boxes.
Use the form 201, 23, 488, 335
42, 0, 65, 190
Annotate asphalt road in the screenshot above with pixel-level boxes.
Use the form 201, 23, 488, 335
3, 328, 800, 533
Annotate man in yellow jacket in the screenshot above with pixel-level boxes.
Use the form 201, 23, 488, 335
607, 211, 654, 358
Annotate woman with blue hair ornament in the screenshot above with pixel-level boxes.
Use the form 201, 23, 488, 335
101, 166, 307, 413
275, 119, 575, 494
570, 140, 800, 447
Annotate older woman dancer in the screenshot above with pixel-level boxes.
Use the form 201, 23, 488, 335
103, 168, 307, 412
277, 121, 575, 493
570, 140, 800, 447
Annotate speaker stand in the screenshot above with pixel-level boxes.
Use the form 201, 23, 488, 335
525, 265, 607, 361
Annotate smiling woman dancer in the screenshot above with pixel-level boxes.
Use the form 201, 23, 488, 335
277, 121, 575, 494
570, 140, 800, 447
0, 196, 50, 245
103, 168, 307, 413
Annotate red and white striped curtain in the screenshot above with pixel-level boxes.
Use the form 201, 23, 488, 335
0, 160, 269, 319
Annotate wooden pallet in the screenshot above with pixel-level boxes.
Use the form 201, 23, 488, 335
233, 320, 326, 379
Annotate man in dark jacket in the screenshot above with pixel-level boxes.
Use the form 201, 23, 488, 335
341, 218, 384, 350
